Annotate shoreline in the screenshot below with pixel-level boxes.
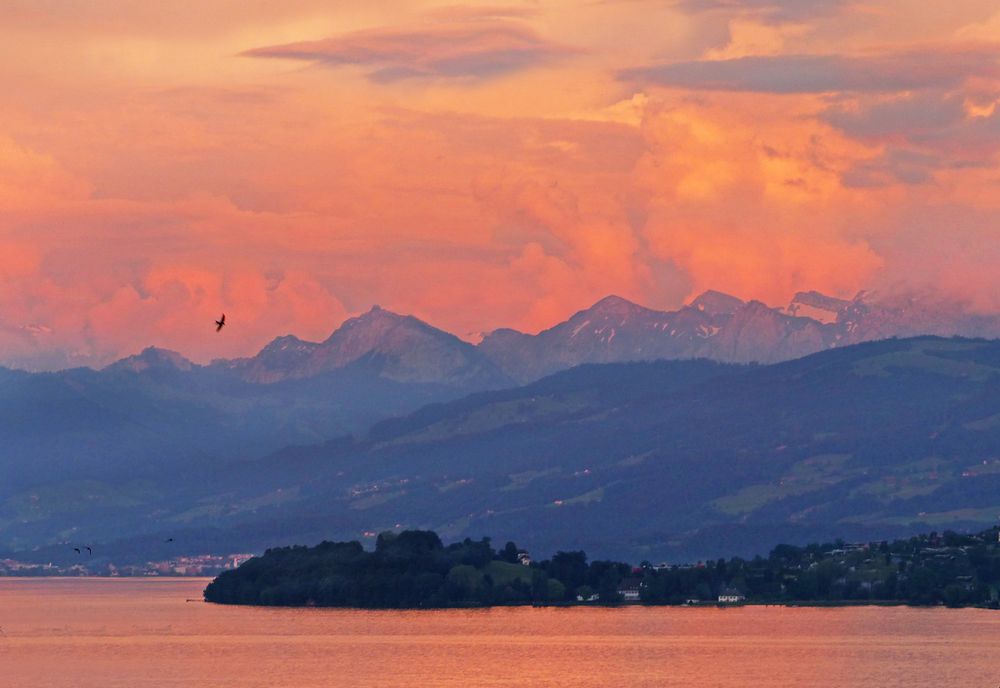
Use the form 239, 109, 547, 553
202, 598, 1000, 611
0, 575, 214, 580
4, 578, 994, 610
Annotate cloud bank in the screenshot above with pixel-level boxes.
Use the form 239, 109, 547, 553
1, 1, 1000, 368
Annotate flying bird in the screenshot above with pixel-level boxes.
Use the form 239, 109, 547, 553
73, 547, 81, 555
85, 546, 92, 556
165, 538, 174, 543
215, 314, 226, 332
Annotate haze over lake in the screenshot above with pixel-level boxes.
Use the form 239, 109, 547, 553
1, 579, 997, 688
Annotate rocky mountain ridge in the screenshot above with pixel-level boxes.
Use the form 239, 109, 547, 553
100, 288, 1000, 387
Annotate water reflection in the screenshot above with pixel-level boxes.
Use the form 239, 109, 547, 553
0, 578, 996, 687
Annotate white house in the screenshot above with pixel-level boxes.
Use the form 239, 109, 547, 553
718, 588, 746, 604
617, 578, 642, 602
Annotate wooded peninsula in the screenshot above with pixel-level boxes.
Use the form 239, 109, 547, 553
204, 527, 1000, 609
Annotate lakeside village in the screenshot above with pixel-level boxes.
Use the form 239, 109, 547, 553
205, 527, 1000, 608
0, 553, 255, 578
5, 526, 1000, 609
604, 527, 999, 606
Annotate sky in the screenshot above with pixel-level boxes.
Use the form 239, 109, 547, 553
1, 0, 999, 369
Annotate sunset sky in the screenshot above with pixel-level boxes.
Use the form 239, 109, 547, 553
2, 0, 999, 369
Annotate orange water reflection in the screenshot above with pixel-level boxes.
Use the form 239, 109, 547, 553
0, 578, 997, 687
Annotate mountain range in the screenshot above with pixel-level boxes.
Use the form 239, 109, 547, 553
14, 287, 991, 390
210, 288, 1000, 385
2, 287, 1000, 563
216, 305, 510, 388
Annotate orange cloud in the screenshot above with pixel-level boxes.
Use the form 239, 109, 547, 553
631, 94, 885, 303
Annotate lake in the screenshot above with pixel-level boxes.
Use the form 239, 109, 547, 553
0, 578, 997, 687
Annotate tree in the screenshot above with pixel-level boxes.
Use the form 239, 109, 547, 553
598, 568, 622, 605
546, 551, 588, 598
446, 565, 482, 601
942, 584, 966, 608
499, 542, 520, 564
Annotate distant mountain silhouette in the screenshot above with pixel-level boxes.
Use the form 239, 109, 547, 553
0, 357, 482, 501
218, 335, 319, 383
95, 288, 1000, 388
218, 306, 511, 388
478, 294, 721, 382
478, 289, 1000, 382
105, 346, 196, 374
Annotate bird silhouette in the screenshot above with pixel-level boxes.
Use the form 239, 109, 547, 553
165, 538, 174, 543
73, 547, 81, 555
215, 314, 226, 332
85, 546, 92, 556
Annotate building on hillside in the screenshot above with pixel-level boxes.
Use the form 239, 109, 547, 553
517, 551, 532, 566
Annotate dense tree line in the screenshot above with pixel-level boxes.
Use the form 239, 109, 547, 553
204, 527, 1000, 608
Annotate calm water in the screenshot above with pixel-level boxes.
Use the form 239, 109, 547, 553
0, 578, 997, 687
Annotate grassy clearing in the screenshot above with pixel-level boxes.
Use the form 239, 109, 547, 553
712, 454, 854, 516
852, 341, 998, 381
